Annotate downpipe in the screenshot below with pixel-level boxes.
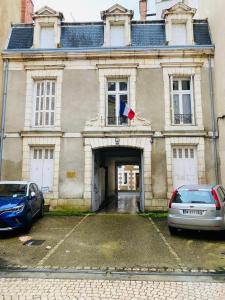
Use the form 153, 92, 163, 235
208, 55, 219, 184
0, 59, 9, 179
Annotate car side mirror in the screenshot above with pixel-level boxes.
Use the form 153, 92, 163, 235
31, 191, 36, 198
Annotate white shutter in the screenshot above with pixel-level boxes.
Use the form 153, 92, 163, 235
172, 24, 187, 45
110, 25, 125, 47
40, 27, 55, 48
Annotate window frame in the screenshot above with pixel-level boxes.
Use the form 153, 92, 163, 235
33, 79, 56, 128
106, 78, 130, 126
170, 76, 195, 126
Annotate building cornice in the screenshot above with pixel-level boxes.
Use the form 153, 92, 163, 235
2, 47, 214, 61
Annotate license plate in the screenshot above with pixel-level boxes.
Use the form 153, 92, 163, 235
182, 209, 204, 216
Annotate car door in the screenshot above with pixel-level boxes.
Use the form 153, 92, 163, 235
33, 183, 42, 211
29, 184, 39, 215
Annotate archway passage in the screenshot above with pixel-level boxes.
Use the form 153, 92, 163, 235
92, 147, 143, 213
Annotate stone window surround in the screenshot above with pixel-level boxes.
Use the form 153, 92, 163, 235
83, 137, 152, 209
98, 65, 137, 127
22, 136, 61, 199
33, 18, 61, 48
24, 66, 64, 131
104, 16, 131, 47
162, 63, 204, 131
165, 137, 206, 198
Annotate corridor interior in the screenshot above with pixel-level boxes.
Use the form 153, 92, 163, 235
92, 147, 143, 214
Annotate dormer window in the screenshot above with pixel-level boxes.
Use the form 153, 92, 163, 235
32, 6, 64, 49
101, 4, 133, 47
40, 26, 55, 48
110, 24, 125, 47
162, 3, 196, 46
172, 23, 187, 45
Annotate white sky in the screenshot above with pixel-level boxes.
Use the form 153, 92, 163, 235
32, 0, 155, 22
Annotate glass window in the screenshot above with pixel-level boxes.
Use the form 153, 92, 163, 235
107, 80, 129, 126
173, 190, 214, 204
172, 78, 193, 125
0, 184, 27, 197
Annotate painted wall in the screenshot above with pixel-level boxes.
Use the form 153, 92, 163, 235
2, 139, 23, 180
5, 71, 27, 132
61, 70, 99, 132
136, 69, 165, 131
59, 138, 85, 199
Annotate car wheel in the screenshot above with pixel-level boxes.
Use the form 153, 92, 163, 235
38, 201, 44, 218
168, 226, 178, 235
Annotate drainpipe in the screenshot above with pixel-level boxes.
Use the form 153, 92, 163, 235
208, 55, 219, 184
0, 59, 9, 179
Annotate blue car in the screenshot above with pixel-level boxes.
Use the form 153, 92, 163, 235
0, 181, 44, 231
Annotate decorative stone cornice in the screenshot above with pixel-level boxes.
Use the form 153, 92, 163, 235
24, 64, 65, 70
96, 63, 139, 69
160, 62, 204, 68
101, 4, 133, 21
162, 2, 196, 19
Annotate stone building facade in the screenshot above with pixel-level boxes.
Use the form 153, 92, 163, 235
1, 3, 214, 211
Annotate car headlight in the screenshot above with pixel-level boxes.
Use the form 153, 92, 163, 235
0, 204, 25, 214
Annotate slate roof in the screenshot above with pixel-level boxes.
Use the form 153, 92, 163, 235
7, 20, 212, 51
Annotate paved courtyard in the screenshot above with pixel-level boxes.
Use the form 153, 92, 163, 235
1, 214, 225, 271
0, 277, 225, 299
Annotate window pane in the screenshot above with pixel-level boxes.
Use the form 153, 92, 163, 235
35, 112, 39, 126
45, 149, 48, 159
190, 149, 194, 158
46, 98, 50, 110
47, 82, 50, 95
51, 99, 55, 110
36, 99, 39, 111
182, 94, 192, 124
45, 112, 49, 125
108, 94, 116, 125
179, 149, 182, 158
50, 112, 54, 125
52, 82, 55, 95
108, 82, 116, 91
173, 94, 180, 124
185, 149, 189, 158
173, 80, 179, 91
37, 83, 40, 96
173, 148, 177, 159
33, 149, 37, 159
182, 80, 190, 90
119, 95, 128, 125
38, 149, 42, 159
50, 149, 54, 159
119, 82, 127, 91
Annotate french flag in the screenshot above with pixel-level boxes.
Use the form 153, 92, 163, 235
120, 101, 135, 120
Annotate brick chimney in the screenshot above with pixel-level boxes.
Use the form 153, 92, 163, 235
139, 0, 147, 21
21, 0, 34, 23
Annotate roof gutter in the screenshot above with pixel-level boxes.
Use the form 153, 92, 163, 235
0, 59, 9, 179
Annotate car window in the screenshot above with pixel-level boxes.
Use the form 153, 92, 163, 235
0, 184, 27, 197
173, 190, 214, 204
29, 184, 35, 196
32, 184, 39, 193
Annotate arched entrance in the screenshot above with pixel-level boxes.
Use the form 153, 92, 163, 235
93, 147, 142, 213
83, 137, 152, 212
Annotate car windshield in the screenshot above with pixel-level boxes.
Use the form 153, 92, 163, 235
173, 190, 214, 204
0, 184, 27, 197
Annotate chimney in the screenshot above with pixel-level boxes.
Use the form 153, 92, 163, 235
21, 0, 34, 23
139, 0, 147, 21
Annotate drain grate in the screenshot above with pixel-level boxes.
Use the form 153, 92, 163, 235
23, 240, 45, 246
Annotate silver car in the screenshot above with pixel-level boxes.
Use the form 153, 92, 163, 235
168, 184, 225, 234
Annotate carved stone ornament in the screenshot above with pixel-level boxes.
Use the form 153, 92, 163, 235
85, 113, 151, 129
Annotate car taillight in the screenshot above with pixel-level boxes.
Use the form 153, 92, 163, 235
211, 189, 221, 210
169, 190, 177, 208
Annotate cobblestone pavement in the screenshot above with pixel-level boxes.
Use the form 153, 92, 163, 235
0, 278, 225, 300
